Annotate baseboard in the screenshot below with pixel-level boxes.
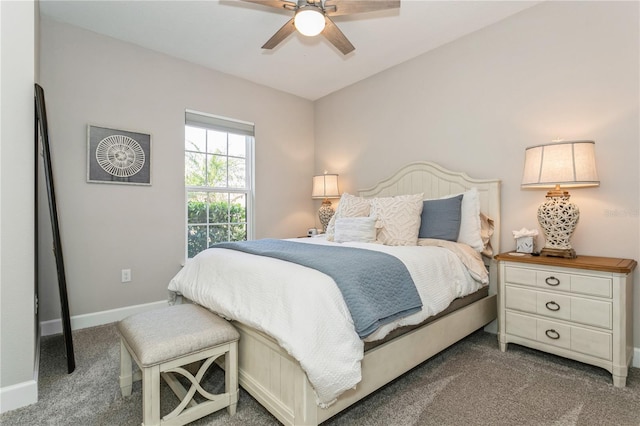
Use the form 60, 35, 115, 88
0, 379, 37, 414
40, 300, 168, 337
0, 317, 41, 414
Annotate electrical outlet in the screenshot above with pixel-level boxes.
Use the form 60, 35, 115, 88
121, 269, 132, 283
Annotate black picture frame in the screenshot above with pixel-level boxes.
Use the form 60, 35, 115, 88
35, 83, 75, 374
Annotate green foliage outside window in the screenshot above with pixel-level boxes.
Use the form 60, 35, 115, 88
187, 200, 247, 258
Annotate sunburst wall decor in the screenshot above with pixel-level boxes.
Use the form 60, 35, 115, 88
87, 125, 151, 185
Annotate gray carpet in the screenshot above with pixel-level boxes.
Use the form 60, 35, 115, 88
1, 323, 638, 425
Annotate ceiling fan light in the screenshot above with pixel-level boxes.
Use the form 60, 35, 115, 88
294, 8, 325, 37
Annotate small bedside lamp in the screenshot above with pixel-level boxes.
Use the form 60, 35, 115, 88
312, 172, 340, 232
521, 140, 599, 258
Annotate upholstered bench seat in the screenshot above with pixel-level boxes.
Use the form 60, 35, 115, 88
117, 304, 239, 426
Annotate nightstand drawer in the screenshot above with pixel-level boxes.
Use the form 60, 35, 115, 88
506, 287, 612, 328
508, 313, 612, 361
538, 318, 612, 360
505, 266, 612, 298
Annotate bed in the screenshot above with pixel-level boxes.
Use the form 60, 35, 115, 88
169, 161, 501, 425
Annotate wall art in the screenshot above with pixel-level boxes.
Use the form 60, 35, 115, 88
87, 125, 151, 185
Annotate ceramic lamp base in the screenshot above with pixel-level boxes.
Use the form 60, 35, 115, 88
537, 193, 579, 259
318, 200, 335, 232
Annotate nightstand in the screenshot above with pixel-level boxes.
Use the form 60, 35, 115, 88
495, 252, 636, 387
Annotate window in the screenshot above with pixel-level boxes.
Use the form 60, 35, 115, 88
184, 111, 254, 258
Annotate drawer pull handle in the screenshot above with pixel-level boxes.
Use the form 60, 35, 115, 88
545, 329, 560, 340
545, 301, 560, 311
545, 276, 560, 286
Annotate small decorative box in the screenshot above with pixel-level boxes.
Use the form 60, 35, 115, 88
516, 236, 534, 254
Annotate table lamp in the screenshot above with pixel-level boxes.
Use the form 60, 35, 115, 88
312, 172, 340, 232
521, 140, 599, 258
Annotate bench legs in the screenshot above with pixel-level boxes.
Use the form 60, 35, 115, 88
143, 365, 162, 426
119, 341, 133, 397
119, 338, 239, 426
225, 340, 238, 416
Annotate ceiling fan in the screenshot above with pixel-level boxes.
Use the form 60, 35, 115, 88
241, 0, 401, 55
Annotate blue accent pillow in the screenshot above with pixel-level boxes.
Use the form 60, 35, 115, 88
418, 194, 463, 241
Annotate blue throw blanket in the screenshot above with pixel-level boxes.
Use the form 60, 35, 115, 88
212, 239, 422, 338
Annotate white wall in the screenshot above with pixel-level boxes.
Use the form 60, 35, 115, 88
37, 17, 315, 321
315, 1, 640, 344
0, 0, 38, 412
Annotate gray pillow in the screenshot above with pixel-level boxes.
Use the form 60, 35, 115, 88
418, 195, 463, 241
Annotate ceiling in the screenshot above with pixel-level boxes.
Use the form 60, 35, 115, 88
39, 0, 541, 101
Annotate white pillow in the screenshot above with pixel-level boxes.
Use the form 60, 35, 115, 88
326, 193, 371, 241
334, 217, 377, 243
441, 188, 483, 252
369, 193, 423, 246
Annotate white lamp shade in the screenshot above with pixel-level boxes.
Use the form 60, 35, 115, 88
312, 174, 340, 199
294, 8, 326, 37
521, 140, 599, 188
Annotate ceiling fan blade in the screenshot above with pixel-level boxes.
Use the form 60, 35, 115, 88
322, 16, 355, 55
240, 0, 297, 11
262, 18, 297, 49
324, 0, 400, 17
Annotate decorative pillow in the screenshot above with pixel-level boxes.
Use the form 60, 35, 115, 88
418, 194, 463, 242
480, 212, 495, 257
325, 193, 371, 241
334, 217, 377, 243
441, 188, 483, 252
369, 193, 423, 246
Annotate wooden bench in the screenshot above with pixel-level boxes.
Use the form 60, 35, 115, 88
117, 304, 239, 426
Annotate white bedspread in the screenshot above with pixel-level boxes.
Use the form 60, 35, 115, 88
167, 237, 485, 406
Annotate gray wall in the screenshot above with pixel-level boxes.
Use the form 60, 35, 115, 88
315, 2, 640, 345
0, 0, 37, 408
38, 17, 316, 320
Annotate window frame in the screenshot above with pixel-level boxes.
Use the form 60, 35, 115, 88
184, 110, 255, 259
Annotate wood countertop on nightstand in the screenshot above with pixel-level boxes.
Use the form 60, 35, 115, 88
494, 252, 637, 274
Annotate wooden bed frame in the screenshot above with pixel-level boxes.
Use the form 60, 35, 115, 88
231, 162, 501, 425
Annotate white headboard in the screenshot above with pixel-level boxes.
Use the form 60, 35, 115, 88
358, 161, 501, 256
